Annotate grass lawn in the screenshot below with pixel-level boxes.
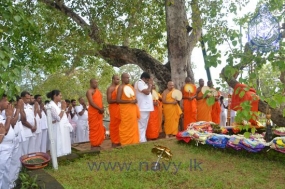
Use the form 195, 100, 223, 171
45, 138, 285, 189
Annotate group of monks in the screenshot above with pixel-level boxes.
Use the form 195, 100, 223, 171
86, 73, 226, 149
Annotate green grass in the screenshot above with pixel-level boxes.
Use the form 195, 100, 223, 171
45, 139, 285, 189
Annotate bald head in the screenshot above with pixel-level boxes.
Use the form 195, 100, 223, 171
167, 81, 174, 91
207, 80, 213, 88
112, 75, 120, 85
198, 79, 204, 87
121, 73, 130, 84
185, 77, 191, 83
90, 78, 98, 89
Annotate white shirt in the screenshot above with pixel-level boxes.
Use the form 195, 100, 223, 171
21, 103, 34, 138
0, 114, 15, 142
135, 79, 154, 111
75, 105, 88, 120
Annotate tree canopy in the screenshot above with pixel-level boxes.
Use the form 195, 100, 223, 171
1, 0, 285, 124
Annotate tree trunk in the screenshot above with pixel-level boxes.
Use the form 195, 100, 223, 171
166, 0, 189, 89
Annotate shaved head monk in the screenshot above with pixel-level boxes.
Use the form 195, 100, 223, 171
162, 81, 182, 138
146, 84, 162, 140
116, 73, 140, 145
107, 75, 121, 148
196, 79, 212, 122
86, 78, 105, 151
181, 77, 197, 130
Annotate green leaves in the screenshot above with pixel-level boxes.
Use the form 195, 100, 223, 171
206, 96, 215, 106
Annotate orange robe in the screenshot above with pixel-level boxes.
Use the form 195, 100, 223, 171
211, 91, 221, 124
146, 99, 161, 139
163, 90, 182, 135
108, 88, 121, 144
230, 83, 259, 125
196, 91, 212, 122
158, 93, 163, 133
88, 89, 105, 146
119, 84, 140, 145
182, 84, 197, 130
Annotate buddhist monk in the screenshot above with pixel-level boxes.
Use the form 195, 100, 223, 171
146, 84, 161, 140
230, 83, 259, 125
116, 73, 140, 145
181, 77, 197, 130
106, 75, 121, 148
196, 79, 212, 122
162, 81, 182, 138
208, 81, 221, 124
86, 79, 105, 151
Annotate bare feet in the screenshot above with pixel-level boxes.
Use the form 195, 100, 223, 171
91, 146, 101, 151
112, 143, 122, 149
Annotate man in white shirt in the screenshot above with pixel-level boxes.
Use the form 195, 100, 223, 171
35, 95, 48, 153
75, 97, 89, 143
0, 94, 15, 189
20, 91, 36, 155
30, 95, 42, 153
134, 72, 154, 143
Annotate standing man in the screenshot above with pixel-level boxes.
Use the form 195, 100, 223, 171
220, 96, 227, 126
0, 95, 14, 189
146, 84, 161, 140
75, 97, 89, 143
196, 79, 212, 122
69, 99, 77, 143
134, 72, 154, 143
35, 95, 48, 153
107, 75, 121, 147
20, 91, 36, 155
208, 81, 221, 124
86, 79, 105, 151
162, 81, 182, 138
116, 73, 140, 145
181, 77, 197, 130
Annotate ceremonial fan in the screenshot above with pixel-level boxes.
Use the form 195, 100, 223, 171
201, 86, 218, 97
151, 145, 173, 170
172, 89, 182, 101
123, 85, 135, 98
152, 89, 159, 100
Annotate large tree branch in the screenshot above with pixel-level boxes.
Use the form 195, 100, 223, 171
99, 45, 171, 91
39, 0, 102, 43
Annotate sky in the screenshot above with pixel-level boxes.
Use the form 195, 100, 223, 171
192, 0, 258, 87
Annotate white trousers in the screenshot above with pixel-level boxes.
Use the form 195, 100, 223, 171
9, 136, 22, 188
41, 129, 48, 153
0, 141, 13, 189
28, 135, 36, 154
21, 137, 30, 155
220, 112, 226, 126
138, 111, 150, 143
35, 132, 42, 152
76, 120, 89, 143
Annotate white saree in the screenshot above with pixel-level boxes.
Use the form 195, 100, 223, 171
49, 101, 73, 157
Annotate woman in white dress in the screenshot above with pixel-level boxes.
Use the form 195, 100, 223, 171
46, 90, 73, 157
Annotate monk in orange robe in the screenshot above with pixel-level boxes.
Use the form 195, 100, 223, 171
181, 77, 197, 130
230, 83, 259, 125
196, 79, 212, 122
86, 79, 105, 151
162, 81, 182, 138
146, 85, 161, 140
158, 93, 163, 133
116, 73, 140, 145
107, 75, 121, 147
208, 80, 221, 124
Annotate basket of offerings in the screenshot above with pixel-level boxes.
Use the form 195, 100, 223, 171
273, 127, 285, 136
20, 152, 51, 170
